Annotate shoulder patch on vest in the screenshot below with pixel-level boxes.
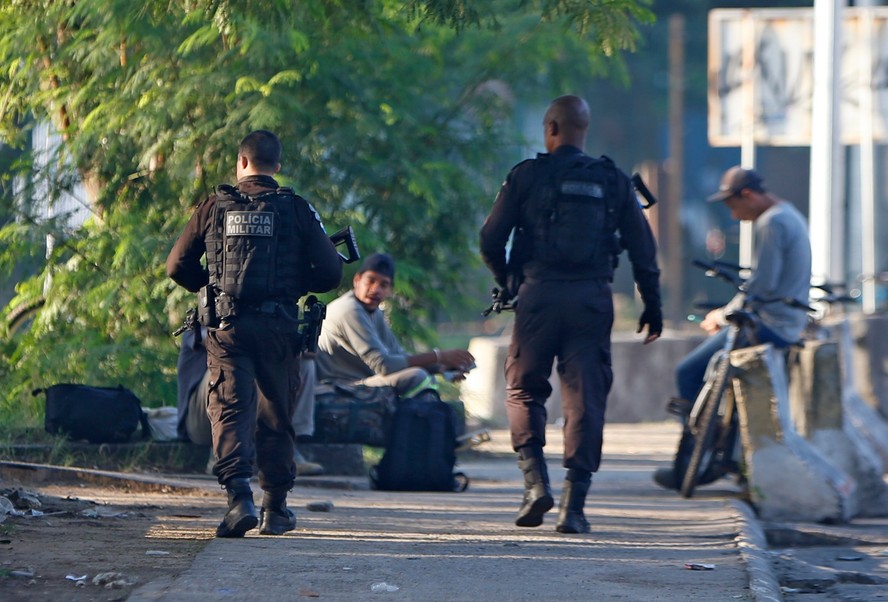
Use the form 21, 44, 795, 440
306, 202, 328, 234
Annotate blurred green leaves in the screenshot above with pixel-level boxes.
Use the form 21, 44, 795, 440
0, 0, 651, 424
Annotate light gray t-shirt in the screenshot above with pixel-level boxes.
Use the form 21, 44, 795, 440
722, 201, 812, 343
316, 290, 410, 382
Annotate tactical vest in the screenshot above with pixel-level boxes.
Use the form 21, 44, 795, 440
205, 185, 303, 303
521, 154, 623, 277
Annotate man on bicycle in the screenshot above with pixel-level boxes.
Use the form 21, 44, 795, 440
653, 166, 812, 491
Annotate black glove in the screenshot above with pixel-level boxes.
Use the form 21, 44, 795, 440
637, 306, 663, 338
498, 285, 515, 304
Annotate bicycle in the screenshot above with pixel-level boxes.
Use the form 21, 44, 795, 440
678, 260, 814, 498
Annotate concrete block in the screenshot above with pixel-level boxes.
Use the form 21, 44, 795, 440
608, 331, 705, 422
731, 344, 856, 523
787, 339, 888, 517
837, 318, 888, 469
461, 335, 511, 427
847, 312, 888, 417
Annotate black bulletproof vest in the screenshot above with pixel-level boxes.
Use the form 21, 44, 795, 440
522, 154, 622, 276
205, 185, 302, 302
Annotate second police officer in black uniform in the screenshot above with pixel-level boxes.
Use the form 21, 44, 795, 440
167, 130, 342, 537
480, 95, 663, 533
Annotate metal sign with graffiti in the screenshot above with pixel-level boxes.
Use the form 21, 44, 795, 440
709, 8, 888, 146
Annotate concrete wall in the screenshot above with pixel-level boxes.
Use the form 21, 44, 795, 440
460, 314, 888, 430
460, 329, 704, 427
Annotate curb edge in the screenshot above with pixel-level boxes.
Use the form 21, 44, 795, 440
730, 499, 784, 602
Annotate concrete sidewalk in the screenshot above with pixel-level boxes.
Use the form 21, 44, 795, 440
127, 421, 773, 601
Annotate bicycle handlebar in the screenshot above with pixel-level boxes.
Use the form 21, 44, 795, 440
691, 259, 743, 288
693, 260, 816, 313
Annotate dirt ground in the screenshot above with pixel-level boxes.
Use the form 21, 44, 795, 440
0, 481, 224, 601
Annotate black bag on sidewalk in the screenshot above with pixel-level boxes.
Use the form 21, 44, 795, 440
312, 383, 398, 447
35, 384, 149, 444
370, 390, 468, 492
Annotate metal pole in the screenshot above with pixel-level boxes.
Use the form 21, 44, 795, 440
739, 10, 756, 270
809, 0, 846, 284
858, 5, 878, 313
667, 14, 685, 326
860, 14, 877, 313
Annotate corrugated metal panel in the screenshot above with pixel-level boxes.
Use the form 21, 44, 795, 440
29, 121, 92, 229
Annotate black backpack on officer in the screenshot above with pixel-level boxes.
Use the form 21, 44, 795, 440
527, 154, 623, 274
369, 389, 468, 492
205, 185, 303, 303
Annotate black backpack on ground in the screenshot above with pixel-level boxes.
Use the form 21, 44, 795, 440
369, 390, 468, 492
36, 384, 149, 444
312, 382, 398, 447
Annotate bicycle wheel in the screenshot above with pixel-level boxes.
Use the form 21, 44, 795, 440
5, 296, 45, 337
680, 354, 732, 498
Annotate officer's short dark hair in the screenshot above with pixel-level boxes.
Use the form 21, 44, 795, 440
239, 130, 282, 171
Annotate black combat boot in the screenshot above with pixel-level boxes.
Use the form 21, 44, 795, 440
515, 446, 554, 527
216, 477, 259, 538
259, 486, 297, 536
555, 469, 591, 534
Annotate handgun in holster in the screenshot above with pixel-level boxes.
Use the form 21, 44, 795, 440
197, 284, 220, 328
297, 295, 327, 354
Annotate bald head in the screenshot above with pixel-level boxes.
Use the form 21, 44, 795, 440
543, 95, 590, 152
544, 95, 590, 131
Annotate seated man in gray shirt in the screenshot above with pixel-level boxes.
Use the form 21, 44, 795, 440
316, 253, 475, 397
653, 166, 812, 491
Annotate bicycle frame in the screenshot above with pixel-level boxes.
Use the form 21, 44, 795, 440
678, 259, 807, 498
680, 309, 757, 498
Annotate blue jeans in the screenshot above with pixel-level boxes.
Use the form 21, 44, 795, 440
675, 322, 792, 403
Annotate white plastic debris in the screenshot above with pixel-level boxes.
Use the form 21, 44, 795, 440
93, 571, 137, 589
370, 582, 400, 593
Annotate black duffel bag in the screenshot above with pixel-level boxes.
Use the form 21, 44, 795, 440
312, 383, 397, 447
34, 383, 149, 444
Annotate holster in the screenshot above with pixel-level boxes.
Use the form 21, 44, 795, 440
299, 297, 326, 354
197, 285, 219, 328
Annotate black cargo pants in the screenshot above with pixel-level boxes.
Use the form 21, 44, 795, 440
205, 312, 300, 491
505, 279, 614, 473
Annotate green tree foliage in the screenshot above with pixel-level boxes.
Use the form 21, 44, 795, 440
0, 0, 651, 425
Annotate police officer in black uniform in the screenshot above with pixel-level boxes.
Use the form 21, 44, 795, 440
480, 96, 662, 534
167, 130, 342, 537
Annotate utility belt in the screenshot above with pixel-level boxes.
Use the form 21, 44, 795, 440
238, 299, 300, 322
193, 285, 324, 354
522, 262, 614, 284
198, 285, 299, 326
523, 275, 612, 284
